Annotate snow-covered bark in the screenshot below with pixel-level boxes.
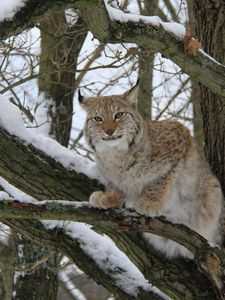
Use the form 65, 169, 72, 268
1, 0, 225, 98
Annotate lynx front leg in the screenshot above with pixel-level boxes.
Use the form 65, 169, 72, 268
90, 184, 124, 209
134, 169, 177, 217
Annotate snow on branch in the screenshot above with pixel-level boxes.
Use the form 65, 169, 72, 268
0, 0, 25, 21
79, 0, 225, 98
2, 201, 222, 299
104, 0, 185, 38
4, 218, 164, 300
0, 98, 104, 200
0, 99, 101, 182
44, 220, 168, 299
0, 198, 225, 293
0, 0, 225, 97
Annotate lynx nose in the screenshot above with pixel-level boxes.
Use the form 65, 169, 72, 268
105, 129, 115, 136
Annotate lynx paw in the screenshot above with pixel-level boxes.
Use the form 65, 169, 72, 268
90, 191, 121, 209
134, 197, 162, 217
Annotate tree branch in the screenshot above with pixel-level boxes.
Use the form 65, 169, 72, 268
0, 127, 102, 201
0, 124, 223, 298
1, 0, 225, 98
0, 199, 223, 299
1, 199, 225, 262
1, 1, 225, 98
3, 219, 162, 300
78, 0, 225, 98
0, 200, 213, 253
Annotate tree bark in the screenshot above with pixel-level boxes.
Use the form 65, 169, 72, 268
38, 10, 87, 146
0, 126, 222, 299
13, 235, 58, 300
0, 128, 102, 201
186, 5, 204, 146
189, 1, 225, 195
0, 233, 15, 300
1, 0, 225, 97
12, 10, 88, 300
137, 0, 160, 120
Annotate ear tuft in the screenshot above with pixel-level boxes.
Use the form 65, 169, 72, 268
78, 89, 83, 104
124, 80, 139, 107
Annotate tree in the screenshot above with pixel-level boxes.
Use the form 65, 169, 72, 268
0, 1, 224, 299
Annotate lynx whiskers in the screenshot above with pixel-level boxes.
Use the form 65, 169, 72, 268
79, 84, 223, 259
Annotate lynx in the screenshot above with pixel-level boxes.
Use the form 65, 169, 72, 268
79, 83, 223, 258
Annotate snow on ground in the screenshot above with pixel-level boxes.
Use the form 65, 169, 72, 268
0, 0, 25, 21
0, 98, 105, 183
43, 220, 170, 299
104, 0, 185, 38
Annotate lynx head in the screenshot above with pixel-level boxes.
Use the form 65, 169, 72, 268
79, 83, 144, 152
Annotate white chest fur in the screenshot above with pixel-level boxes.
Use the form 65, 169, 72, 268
95, 141, 164, 202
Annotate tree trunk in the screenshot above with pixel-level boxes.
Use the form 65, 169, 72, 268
38, 10, 87, 146
0, 233, 15, 300
12, 9, 87, 300
189, 1, 225, 195
13, 235, 58, 300
186, 4, 203, 146
137, 0, 164, 120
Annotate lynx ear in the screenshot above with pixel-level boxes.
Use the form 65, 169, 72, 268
78, 89, 84, 104
78, 89, 89, 109
124, 79, 139, 107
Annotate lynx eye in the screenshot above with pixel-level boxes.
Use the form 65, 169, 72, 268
114, 112, 125, 120
93, 116, 103, 123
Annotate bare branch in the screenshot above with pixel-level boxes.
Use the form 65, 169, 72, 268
1, 0, 224, 97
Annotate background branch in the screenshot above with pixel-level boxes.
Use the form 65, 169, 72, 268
1, 0, 225, 98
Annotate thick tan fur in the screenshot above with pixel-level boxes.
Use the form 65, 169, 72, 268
80, 84, 223, 259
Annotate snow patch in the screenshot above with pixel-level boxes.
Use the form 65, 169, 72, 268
0, 98, 104, 183
42, 221, 169, 298
198, 49, 224, 67
42, 200, 91, 208
104, 0, 185, 38
0, 191, 11, 200
0, 177, 37, 203
0, 0, 25, 21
